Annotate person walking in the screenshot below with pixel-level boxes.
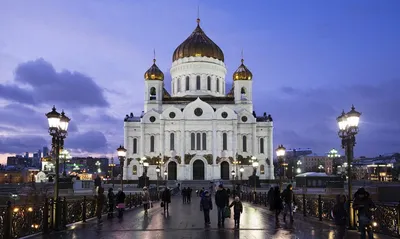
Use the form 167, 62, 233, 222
267, 187, 274, 209
200, 191, 213, 225
272, 186, 283, 222
95, 186, 105, 223
281, 184, 296, 222
115, 188, 126, 218
162, 187, 171, 214
215, 184, 229, 227
142, 186, 150, 214
353, 188, 375, 239
229, 196, 243, 228
107, 188, 115, 219
182, 187, 187, 204
187, 187, 192, 203
332, 195, 347, 239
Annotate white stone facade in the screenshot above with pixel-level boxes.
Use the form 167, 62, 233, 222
123, 21, 274, 181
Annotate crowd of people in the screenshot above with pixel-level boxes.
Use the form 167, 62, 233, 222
93, 181, 376, 239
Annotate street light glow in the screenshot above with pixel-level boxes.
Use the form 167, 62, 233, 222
276, 144, 286, 157
116, 145, 127, 157
239, 166, 244, 173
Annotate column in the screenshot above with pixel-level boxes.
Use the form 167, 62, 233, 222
140, 122, 145, 157
160, 120, 165, 157
180, 121, 185, 165
252, 123, 257, 156
212, 120, 217, 164
268, 127, 274, 179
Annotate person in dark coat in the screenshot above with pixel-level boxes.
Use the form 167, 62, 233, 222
332, 195, 347, 239
281, 184, 296, 222
96, 187, 105, 222
187, 187, 192, 203
107, 188, 115, 219
272, 186, 283, 222
353, 188, 375, 239
267, 187, 274, 209
229, 196, 243, 228
115, 189, 126, 218
200, 191, 213, 225
182, 187, 187, 204
162, 187, 171, 213
215, 184, 229, 226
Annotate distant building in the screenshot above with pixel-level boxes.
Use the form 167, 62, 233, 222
300, 155, 333, 174
43, 147, 49, 157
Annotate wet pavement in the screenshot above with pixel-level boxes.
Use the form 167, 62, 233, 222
29, 196, 391, 239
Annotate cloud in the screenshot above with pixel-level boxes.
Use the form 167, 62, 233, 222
65, 131, 108, 153
0, 103, 48, 131
0, 58, 109, 108
0, 135, 47, 154
256, 78, 400, 156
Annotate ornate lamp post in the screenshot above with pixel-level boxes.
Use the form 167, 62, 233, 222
337, 105, 361, 229
318, 164, 324, 173
109, 157, 116, 185
251, 156, 258, 192
95, 161, 101, 173
45, 106, 70, 230
296, 160, 302, 176
276, 144, 286, 191
231, 170, 236, 180
239, 166, 244, 182
164, 170, 168, 181
116, 145, 127, 190
156, 166, 160, 192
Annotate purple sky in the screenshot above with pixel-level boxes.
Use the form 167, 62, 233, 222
0, 1, 399, 164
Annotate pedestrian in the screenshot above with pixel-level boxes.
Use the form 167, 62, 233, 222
107, 188, 115, 219
200, 191, 213, 225
229, 196, 243, 228
95, 186, 105, 223
115, 188, 126, 218
142, 186, 150, 214
267, 187, 274, 209
162, 187, 171, 214
215, 184, 229, 227
182, 187, 187, 204
281, 184, 296, 222
199, 187, 205, 197
272, 186, 283, 222
226, 188, 231, 198
187, 187, 192, 203
353, 188, 375, 239
332, 194, 347, 239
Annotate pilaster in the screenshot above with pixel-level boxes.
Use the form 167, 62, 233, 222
212, 120, 217, 164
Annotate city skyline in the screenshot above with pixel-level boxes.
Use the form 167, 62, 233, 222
0, 1, 399, 164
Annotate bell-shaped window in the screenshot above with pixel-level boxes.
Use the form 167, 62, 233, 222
132, 165, 137, 175
150, 87, 156, 100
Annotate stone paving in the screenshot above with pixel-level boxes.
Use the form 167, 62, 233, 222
29, 196, 392, 239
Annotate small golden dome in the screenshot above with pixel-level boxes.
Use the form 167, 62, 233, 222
172, 18, 224, 62
233, 58, 252, 81
144, 59, 164, 81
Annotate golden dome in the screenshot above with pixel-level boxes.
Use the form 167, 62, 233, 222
233, 58, 252, 81
172, 18, 224, 62
144, 59, 164, 81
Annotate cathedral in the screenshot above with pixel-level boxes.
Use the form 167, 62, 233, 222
123, 18, 274, 181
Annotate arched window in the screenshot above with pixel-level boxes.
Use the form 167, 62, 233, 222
196, 75, 201, 90
150, 87, 156, 100
196, 133, 201, 150
191, 133, 195, 150
243, 135, 247, 152
216, 78, 220, 92
222, 133, 227, 150
260, 165, 265, 174
132, 165, 137, 175
150, 136, 155, 152
202, 133, 207, 150
260, 138, 264, 154
170, 133, 175, 151
133, 138, 138, 154
186, 76, 190, 90
207, 76, 211, 90
241, 87, 247, 100
177, 78, 180, 92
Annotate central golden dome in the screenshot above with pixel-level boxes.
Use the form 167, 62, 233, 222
172, 19, 224, 62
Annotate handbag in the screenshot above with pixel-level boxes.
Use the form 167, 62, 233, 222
161, 202, 165, 207
224, 207, 231, 218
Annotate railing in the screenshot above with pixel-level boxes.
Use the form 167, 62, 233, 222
0, 189, 159, 238
239, 192, 400, 238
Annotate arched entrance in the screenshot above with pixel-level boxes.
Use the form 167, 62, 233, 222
193, 160, 205, 180
220, 161, 230, 180
168, 161, 177, 180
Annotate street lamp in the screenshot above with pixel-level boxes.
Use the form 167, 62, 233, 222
60, 149, 71, 176
239, 166, 244, 182
231, 170, 236, 180
336, 105, 361, 229
318, 164, 324, 173
143, 161, 149, 186
95, 161, 101, 173
156, 166, 160, 192
328, 148, 341, 175
46, 106, 70, 230
164, 170, 168, 181
251, 156, 258, 191
116, 145, 127, 190
276, 144, 286, 191
296, 160, 302, 176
